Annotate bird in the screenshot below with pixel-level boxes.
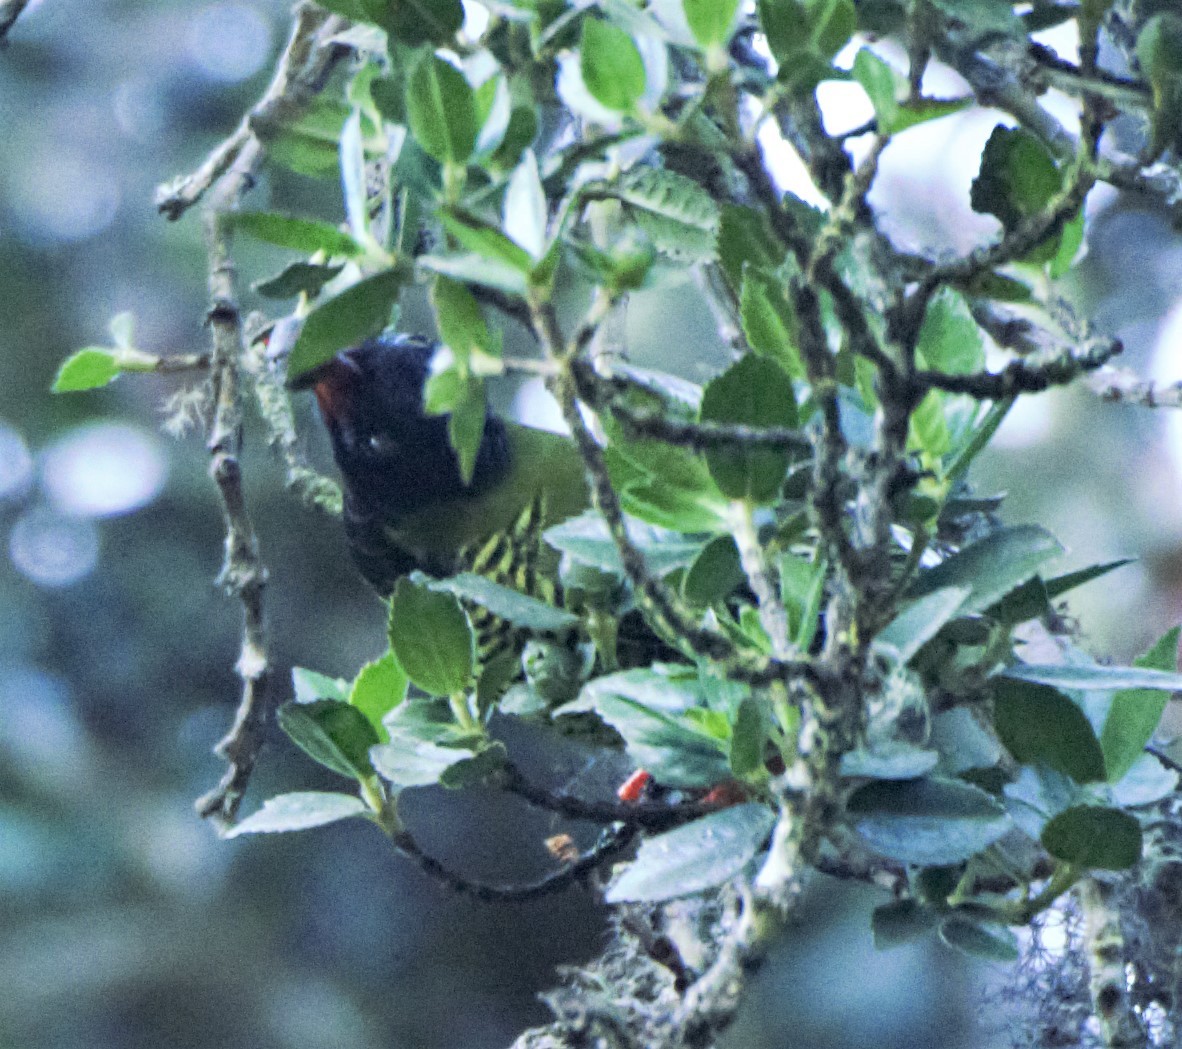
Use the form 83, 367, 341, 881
291, 332, 590, 598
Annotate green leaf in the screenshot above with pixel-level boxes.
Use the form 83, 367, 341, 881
840, 744, 940, 780
971, 125, 1061, 231
717, 205, 781, 295
926, 0, 1020, 33
1000, 663, 1182, 692
760, 0, 856, 68
446, 372, 486, 485
740, 269, 804, 378
278, 699, 381, 780
1045, 559, 1135, 601
1041, 806, 1142, 870
683, 535, 745, 606
349, 652, 408, 739
292, 667, 350, 703
1110, 753, 1179, 808
254, 262, 345, 300
286, 269, 404, 381
852, 49, 898, 131
1100, 626, 1180, 783
503, 149, 547, 259
938, 916, 1019, 962
428, 572, 579, 632
682, 0, 740, 48
906, 525, 1063, 615
563, 668, 733, 787
876, 587, 970, 663
418, 252, 528, 296
53, 349, 120, 392
847, 777, 1012, 866
225, 792, 370, 837
930, 707, 1002, 775
388, 578, 474, 695
406, 51, 477, 164
439, 209, 535, 273
729, 695, 766, 778
605, 803, 775, 903
917, 289, 983, 375
993, 679, 1107, 783
369, 736, 471, 788
699, 356, 796, 503
261, 97, 351, 178
872, 899, 938, 949
431, 275, 495, 362
227, 211, 363, 257
614, 168, 720, 262
580, 17, 646, 113
545, 510, 704, 577
368, 0, 463, 45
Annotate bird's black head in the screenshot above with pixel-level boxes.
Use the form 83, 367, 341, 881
296, 333, 510, 521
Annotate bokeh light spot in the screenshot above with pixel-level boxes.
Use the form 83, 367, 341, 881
41, 422, 168, 519
9, 509, 100, 587
10, 147, 120, 244
187, 3, 272, 83
0, 423, 34, 501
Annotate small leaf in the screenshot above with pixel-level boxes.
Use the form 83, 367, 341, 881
848, 777, 1012, 866
841, 745, 940, 780
682, 0, 740, 48
606, 803, 775, 902
876, 586, 970, 663
1100, 625, 1180, 782
227, 211, 363, 257
993, 679, 1107, 784
1110, 753, 1179, 808
388, 578, 474, 695
292, 667, 350, 703
349, 652, 408, 739
406, 52, 477, 165
614, 167, 720, 262
852, 49, 898, 131
1000, 663, 1182, 692
1041, 806, 1142, 870
503, 149, 547, 259
439, 209, 535, 273
906, 525, 1063, 615
580, 17, 646, 113
699, 356, 796, 503
431, 275, 494, 362
225, 792, 369, 837
53, 349, 120, 392
369, 736, 471, 788
739, 269, 804, 378
971, 125, 1061, 231
939, 916, 1019, 962
926, 0, 1020, 33
545, 510, 703, 577
1045, 559, 1135, 600
873, 899, 938, 949
254, 262, 345, 300
729, 696, 766, 778
287, 269, 404, 381
917, 289, 983, 375
930, 707, 1001, 775
370, 0, 464, 46
427, 572, 579, 632
278, 699, 381, 780
717, 205, 780, 295
683, 535, 745, 606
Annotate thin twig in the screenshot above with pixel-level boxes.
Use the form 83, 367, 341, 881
156, 4, 347, 221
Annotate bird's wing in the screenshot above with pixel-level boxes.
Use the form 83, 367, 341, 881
385, 423, 589, 569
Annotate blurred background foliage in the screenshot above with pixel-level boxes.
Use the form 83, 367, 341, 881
2, 3, 1182, 1048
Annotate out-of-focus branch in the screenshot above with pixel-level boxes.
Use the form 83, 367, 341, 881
0, 0, 30, 43
156, 4, 348, 221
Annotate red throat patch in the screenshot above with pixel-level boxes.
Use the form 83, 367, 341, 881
310, 354, 361, 423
